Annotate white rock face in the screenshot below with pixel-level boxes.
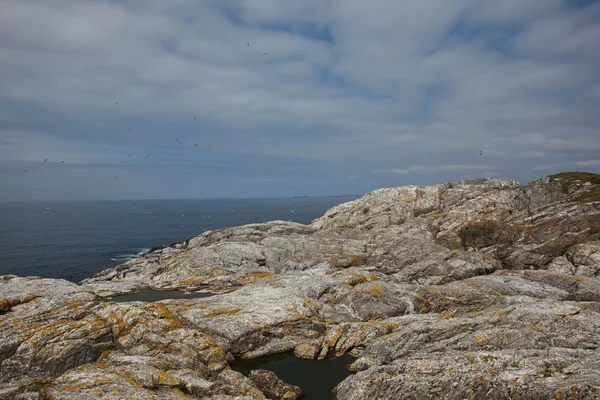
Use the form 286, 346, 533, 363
2, 173, 600, 399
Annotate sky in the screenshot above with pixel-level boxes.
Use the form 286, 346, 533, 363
0, 0, 599, 201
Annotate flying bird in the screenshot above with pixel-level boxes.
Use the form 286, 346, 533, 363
146, 153, 151, 158
247, 43, 250, 46
24, 170, 27, 174
114, 174, 118, 179
263, 52, 268, 56
44, 158, 47, 162
193, 116, 196, 120
115, 102, 118, 105
128, 154, 134, 157
480, 150, 483, 156
105, 148, 108, 151
194, 144, 198, 147
183, 132, 188, 136
176, 139, 181, 144
33, 186, 36, 190
128, 128, 131, 131
61, 160, 65, 163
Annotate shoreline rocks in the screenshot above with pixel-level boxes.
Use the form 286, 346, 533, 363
2, 172, 600, 399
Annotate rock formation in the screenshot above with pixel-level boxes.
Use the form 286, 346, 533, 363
1, 172, 600, 399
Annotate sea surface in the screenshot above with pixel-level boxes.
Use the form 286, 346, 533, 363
0, 197, 358, 282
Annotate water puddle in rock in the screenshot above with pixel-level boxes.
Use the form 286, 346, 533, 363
231, 352, 355, 399
109, 290, 214, 302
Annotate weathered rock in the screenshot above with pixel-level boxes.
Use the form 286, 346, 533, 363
2, 172, 600, 399
248, 369, 302, 399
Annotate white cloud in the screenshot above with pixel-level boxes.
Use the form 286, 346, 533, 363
376, 164, 498, 176
0, 0, 599, 199
575, 160, 600, 167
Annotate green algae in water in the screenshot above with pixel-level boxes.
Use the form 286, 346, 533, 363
231, 352, 356, 399
109, 290, 214, 302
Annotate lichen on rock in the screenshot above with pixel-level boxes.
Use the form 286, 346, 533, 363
2, 172, 600, 399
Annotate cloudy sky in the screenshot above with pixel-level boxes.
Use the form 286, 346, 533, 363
1, 0, 599, 201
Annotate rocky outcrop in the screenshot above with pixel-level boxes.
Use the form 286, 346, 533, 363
248, 370, 302, 400
2, 172, 600, 399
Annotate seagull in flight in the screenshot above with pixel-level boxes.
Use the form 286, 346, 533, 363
24, 170, 28, 175
176, 139, 181, 144
115, 102, 118, 106
61, 160, 65, 163
44, 158, 47, 162
247, 43, 250, 46
263, 52, 268, 56
146, 153, 151, 158
128, 154, 134, 157
480, 150, 483, 156
193, 116, 196, 120
183, 132, 188, 136
194, 144, 198, 147
114, 174, 118, 179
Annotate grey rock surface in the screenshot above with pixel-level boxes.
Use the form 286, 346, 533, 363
2, 172, 600, 399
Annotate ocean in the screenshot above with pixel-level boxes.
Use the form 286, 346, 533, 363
0, 197, 358, 282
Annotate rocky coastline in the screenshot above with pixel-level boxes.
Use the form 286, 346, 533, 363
1, 172, 600, 399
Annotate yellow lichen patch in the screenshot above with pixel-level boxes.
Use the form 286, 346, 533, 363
19, 293, 40, 304
294, 342, 319, 359
357, 284, 385, 297
204, 344, 228, 371
325, 326, 345, 347
343, 271, 368, 286
241, 272, 273, 281
63, 377, 120, 392
475, 334, 489, 347
349, 255, 366, 266
206, 307, 241, 317
155, 371, 180, 386
179, 276, 205, 286
322, 293, 337, 304
0, 298, 10, 313
298, 295, 320, 314
380, 331, 402, 341
328, 255, 366, 268
98, 350, 113, 361
441, 311, 456, 319
207, 267, 229, 277
26, 314, 106, 349
369, 273, 379, 281
1, 275, 15, 281
147, 302, 184, 331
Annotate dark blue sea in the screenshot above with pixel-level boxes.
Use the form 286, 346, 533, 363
0, 197, 358, 282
